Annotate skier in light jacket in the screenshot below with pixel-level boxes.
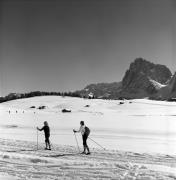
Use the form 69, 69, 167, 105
73, 121, 90, 155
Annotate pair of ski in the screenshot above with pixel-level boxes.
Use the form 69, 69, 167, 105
79, 152, 91, 155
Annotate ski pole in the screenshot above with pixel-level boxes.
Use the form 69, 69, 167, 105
88, 137, 106, 150
50, 141, 54, 150
73, 131, 80, 153
37, 128, 38, 150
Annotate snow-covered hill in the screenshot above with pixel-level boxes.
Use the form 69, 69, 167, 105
0, 96, 176, 179
0, 96, 176, 154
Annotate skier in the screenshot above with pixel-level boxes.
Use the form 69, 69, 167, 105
37, 121, 51, 150
73, 121, 90, 155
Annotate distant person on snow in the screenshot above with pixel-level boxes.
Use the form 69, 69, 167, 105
73, 121, 90, 155
37, 121, 51, 150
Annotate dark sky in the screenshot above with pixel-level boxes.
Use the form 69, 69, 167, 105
0, 0, 176, 96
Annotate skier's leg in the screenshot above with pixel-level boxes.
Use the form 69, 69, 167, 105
82, 135, 86, 153
47, 137, 51, 150
85, 135, 90, 154
45, 135, 51, 149
45, 138, 48, 149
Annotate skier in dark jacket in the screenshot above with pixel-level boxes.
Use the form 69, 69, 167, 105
73, 121, 90, 155
37, 121, 51, 150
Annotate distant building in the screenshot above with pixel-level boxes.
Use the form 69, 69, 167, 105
88, 92, 94, 99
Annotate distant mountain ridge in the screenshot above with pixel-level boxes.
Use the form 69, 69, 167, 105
1, 58, 176, 102
76, 82, 122, 99
76, 58, 176, 100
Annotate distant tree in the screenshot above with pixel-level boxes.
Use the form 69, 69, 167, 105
0, 90, 83, 103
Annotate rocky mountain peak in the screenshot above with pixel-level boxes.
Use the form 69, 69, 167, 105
76, 58, 173, 100
122, 58, 172, 92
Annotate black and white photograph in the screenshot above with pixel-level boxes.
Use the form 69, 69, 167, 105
0, 0, 176, 179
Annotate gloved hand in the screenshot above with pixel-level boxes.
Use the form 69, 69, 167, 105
73, 129, 76, 133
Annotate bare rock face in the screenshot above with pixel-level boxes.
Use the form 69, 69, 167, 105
157, 73, 176, 100
121, 58, 172, 96
76, 58, 173, 100
171, 73, 176, 93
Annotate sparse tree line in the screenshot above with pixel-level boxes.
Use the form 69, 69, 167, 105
0, 91, 126, 103
0, 91, 82, 103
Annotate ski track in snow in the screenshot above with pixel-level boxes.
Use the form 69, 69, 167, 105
0, 138, 176, 180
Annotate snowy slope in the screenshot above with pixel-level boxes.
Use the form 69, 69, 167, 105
149, 79, 166, 90
0, 96, 176, 179
0, 96, 176, 155
0, 138, 176, 180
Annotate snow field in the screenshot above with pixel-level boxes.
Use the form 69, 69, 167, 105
0, 138, 176, 180
0, 96, 176, 179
